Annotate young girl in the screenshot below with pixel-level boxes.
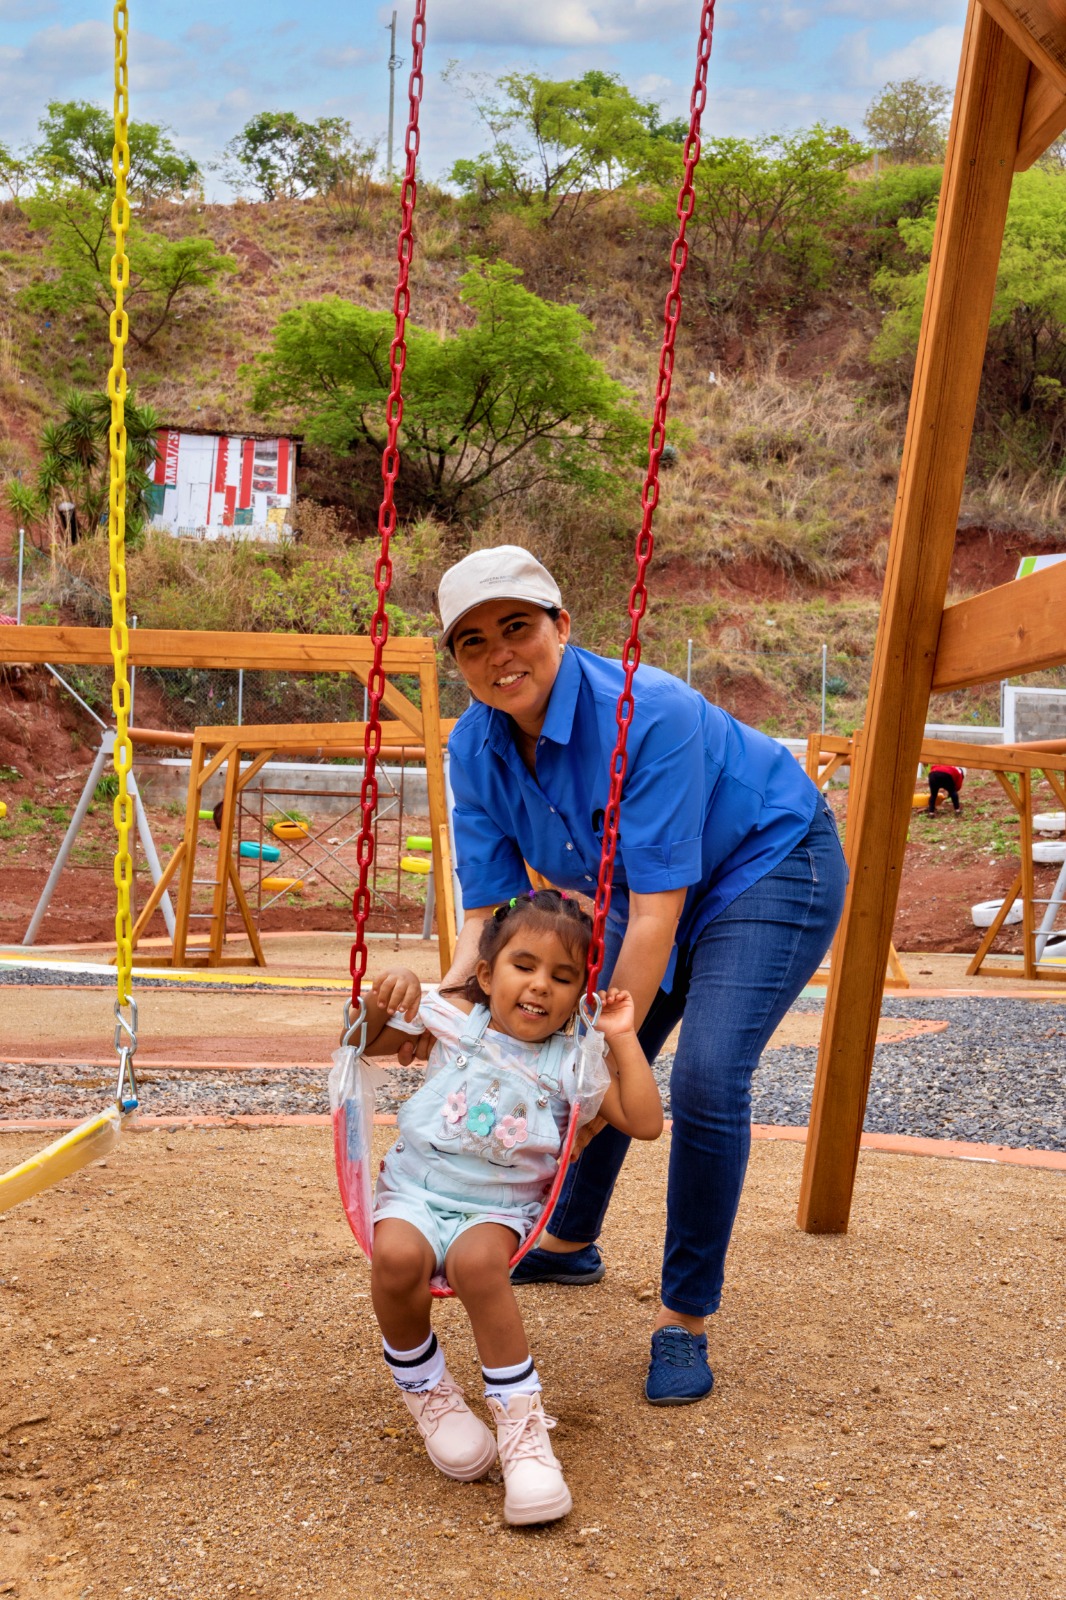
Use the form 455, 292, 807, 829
360, 888, 662, 1526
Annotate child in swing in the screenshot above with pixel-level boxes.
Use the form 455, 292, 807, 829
360, 888, 662, 1525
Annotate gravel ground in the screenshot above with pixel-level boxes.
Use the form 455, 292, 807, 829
4, 992, 1064, 1151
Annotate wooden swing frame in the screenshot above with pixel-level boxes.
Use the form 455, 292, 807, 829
798, 0, 1066, 1233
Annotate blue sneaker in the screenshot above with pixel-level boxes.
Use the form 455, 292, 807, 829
644, 1326, 714, 1406
510, 1243, 605, 1285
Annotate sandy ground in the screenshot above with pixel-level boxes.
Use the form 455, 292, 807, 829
0, 1129, 1063, 1600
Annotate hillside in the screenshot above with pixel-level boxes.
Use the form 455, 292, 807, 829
2, 179, 1064, 740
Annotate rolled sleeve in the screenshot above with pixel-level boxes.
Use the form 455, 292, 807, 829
617, 702, 709, 894
449, 752, 528, 909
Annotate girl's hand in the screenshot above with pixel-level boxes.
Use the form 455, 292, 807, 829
596, 986, 636, 1040
371, 967, 422, 1022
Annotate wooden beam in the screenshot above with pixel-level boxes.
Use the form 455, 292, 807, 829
798, 5, 1031, 1235
0, 626, 436, 674
349, 662, 426, 739
1015, 61, 1066, 165
922, 737, 1066, 772
966, 868, 1024, 973
980, 0, 1066, 92
932, 558, 1066, 689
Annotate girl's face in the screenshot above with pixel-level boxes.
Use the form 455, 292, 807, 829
477, 924, 585, 1043
450, 598, 571, 739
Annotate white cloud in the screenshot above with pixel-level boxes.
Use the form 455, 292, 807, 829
877, 23, 962, 85
825, 0, 959, 15
427, 0, 692, 48
313, 45, 370, 71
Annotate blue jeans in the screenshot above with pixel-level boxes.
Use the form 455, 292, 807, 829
548, 801, 848, 1318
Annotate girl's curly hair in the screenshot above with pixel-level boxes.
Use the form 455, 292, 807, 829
444, 888, 592, 1010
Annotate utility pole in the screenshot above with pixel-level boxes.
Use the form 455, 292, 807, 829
386, 10, 402, 183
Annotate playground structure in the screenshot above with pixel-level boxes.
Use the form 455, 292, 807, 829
130, 714, 456, 971
808, 732, 1066, 981
798, 0, 1066, 1232
1, 626, 458, 973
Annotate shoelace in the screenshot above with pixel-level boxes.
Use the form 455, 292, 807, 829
415, 1379, 466, 1433
654, 1327, 701, 1367
496, 1406, 558, 1468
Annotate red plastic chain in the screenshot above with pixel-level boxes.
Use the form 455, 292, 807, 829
350, 0, 427, 1004
585, 0, 716, 1005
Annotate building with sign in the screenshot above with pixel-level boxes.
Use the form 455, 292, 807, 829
147, 430, 296, 542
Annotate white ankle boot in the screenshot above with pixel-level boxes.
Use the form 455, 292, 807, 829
487, 1392, 572, 1524
401, 1369, 497, 1481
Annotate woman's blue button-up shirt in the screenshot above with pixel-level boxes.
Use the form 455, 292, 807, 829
448, 645, 819, 985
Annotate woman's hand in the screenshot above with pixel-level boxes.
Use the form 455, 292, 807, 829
569, 1112, 608, 1160
596, 986, 635, 1040
370, 967, 422, 1022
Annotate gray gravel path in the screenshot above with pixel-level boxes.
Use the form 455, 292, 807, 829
2, 990, 1063, 1152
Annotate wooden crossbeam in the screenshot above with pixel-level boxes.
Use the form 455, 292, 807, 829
1015, 61, 1066, 164
981, 0, 1066, 91
932, 558, 1066, 689
0, 625, 436, 674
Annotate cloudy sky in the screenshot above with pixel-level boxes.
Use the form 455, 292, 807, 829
0, 1, 968, 194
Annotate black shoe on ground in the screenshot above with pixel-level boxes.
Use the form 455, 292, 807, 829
510, 1243, 605, 1285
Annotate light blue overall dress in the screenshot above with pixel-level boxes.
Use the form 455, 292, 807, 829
374, 989, 578, 1271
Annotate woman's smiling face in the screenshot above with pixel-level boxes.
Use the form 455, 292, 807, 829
450, 598, 571, 738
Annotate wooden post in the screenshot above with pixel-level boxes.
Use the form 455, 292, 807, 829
797, 4, 1031, 1234
419, 659, 456, 973
1019, 769, 1036, 978
172, 734, 206, 966
208, 743, 241, 967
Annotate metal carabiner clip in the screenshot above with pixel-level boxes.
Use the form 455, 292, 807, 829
113, 997, 139, 1112
578, 991, 604, 1036
341, 996, 368, 1053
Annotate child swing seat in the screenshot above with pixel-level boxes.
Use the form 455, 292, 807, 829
329, 995, 610, 1297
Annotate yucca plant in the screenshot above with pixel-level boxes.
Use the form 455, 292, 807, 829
3, 387, 159, 547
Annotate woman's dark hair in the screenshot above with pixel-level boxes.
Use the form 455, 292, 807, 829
443, 888, 591, 1009
445, 605, 561, 658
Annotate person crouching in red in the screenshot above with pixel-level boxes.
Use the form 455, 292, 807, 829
926, 762, 965, 816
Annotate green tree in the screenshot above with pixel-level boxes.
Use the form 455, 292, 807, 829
22, 188, 235, 349
660, 125, 867, 322
251, 552, 432, 634
248, 261, 645, 518
33, 100, 200, 202
864, 78, 950, 165
319, 134, 378, 232
4, 389, 159, 546
873, 167, 1066, 441
842, 163, 943, 271
221, 111, 351, 200
448, 68, 662, 222
0, 139, 34, 201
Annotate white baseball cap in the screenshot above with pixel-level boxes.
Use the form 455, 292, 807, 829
438, 544, 562, 643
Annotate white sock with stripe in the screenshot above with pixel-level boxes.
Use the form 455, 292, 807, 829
383, 1331, 445, 1393
482, 1356, 541, 1404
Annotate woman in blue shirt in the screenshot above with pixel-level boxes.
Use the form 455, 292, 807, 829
434, 545, 847, 1405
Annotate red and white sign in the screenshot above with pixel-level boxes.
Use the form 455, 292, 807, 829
147, 431, 295, 542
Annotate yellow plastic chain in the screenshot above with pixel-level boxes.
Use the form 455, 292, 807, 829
108, 0, 135, 1032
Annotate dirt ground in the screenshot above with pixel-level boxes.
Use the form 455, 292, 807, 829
0, 1130, 1063, 1600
